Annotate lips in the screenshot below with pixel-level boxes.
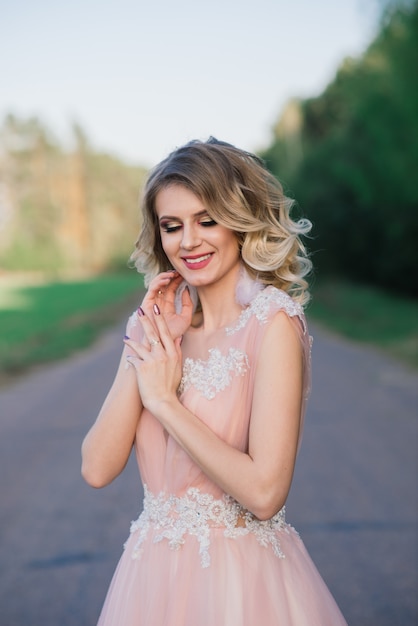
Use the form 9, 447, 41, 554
183, 253, 211, 264
181, 252, 213, 270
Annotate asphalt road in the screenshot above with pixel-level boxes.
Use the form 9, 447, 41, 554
0, 316, 417, 626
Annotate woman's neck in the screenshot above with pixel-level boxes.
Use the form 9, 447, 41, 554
193, 269, 243, 333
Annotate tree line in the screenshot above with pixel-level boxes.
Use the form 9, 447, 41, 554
261, 1, 418, 297
0, 115, 147, 273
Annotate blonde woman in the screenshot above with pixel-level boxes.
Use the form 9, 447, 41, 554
82, 138, 347, 625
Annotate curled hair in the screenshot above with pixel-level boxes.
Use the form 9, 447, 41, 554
131, 138, 312, 305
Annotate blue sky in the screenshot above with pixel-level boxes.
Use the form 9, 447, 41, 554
1, 0, 379, 167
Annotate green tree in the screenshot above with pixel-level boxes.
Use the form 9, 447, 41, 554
0, 115, 147, 273
261, 1, 418, 296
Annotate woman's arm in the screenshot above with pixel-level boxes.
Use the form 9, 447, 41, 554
125, 309, 303, 520
81, 274, 193, 489
81, 347, 142, 488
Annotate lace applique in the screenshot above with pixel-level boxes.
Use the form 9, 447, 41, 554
127, 485, 292, 568
226, 287, 305, 335
178, 348, 249, 400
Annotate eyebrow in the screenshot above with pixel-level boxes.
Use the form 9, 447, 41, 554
158, 210, 209, 223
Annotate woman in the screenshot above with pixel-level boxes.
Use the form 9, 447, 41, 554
82, 138, 347, 625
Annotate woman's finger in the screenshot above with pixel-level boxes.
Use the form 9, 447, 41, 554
145, 271, 180, 301
159, 273, 183, 304
136, 306, 165, 350
140, 273, 179, 322
123, 335, 152, 360
154, 278, 183, 312
151, 304, 178, 355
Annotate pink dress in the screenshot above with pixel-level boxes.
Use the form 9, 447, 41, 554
98, 286, 347, 625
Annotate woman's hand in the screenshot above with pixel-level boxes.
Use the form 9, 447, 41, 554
123, 304, 183, 414
141, 271, 193, 340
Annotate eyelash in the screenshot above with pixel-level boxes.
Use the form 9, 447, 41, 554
161, 224, 181, 233
160, 219, 217, 233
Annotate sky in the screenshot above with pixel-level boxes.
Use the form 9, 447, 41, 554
1, 0, 380, 168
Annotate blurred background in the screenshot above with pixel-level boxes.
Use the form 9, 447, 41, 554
0, 2, 417, 625
0, 0, 417, 376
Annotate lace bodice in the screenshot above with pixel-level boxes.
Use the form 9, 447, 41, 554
178, 347, 249, 400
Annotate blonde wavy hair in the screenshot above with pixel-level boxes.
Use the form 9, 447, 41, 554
131, 138, 312, 305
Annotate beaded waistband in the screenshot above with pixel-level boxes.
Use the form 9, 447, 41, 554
127, 485, 291, 568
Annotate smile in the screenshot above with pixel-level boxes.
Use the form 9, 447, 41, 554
181, 253, 214, 270
183, 254, 212, 264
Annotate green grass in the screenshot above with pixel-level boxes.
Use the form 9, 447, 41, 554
307, 279, 418, 368
1, 274, 416, 385
0, 272, 144, 381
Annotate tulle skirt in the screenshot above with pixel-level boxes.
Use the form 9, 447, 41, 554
98, 524, 347, 625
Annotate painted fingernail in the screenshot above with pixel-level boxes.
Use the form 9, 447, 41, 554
124, 335, 130, 340
137, 306, 145, 317
153, 304, 160, 315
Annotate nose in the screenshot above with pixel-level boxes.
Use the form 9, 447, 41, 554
181, 224, 202, 251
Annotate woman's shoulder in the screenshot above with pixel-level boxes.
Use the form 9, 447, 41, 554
226, 286, 306, 336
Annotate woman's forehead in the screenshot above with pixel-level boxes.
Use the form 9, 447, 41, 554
155, 185, 207, 218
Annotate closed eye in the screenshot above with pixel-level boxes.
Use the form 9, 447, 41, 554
160, 222, 182, 233
160, 216, 217, 232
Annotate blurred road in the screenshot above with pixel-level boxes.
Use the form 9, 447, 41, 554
0, 317, 417, 625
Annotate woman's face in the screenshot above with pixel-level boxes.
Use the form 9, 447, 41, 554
155, 184, 240, 290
